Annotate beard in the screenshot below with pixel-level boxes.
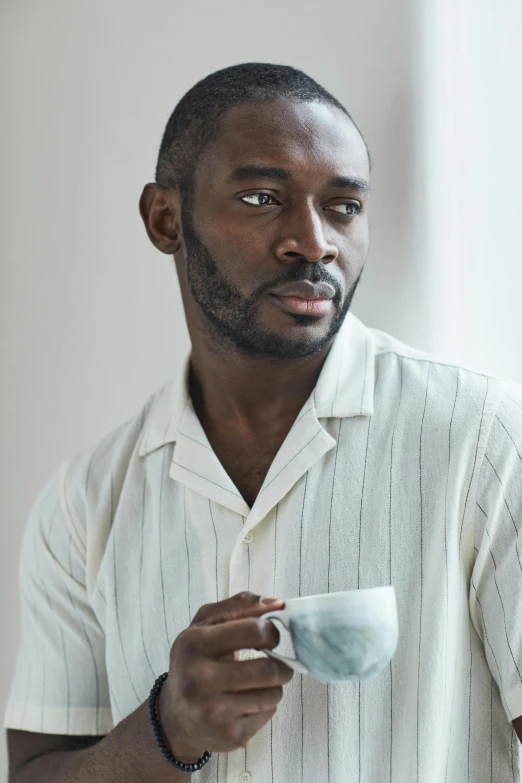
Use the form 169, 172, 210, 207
180, 201, 364, 360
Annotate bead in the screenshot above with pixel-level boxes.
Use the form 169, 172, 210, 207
148, 672, 211, 772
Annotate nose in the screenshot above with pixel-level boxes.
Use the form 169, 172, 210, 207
274, 201, 338, 265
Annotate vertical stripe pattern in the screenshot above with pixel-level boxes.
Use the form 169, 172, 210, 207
4, 312, 522, 782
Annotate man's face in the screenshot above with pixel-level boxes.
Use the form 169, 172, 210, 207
177, 98, 370, 359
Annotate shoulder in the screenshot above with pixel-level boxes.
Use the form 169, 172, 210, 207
369, 323, 515, 423
482, 378, 522, 462
59, 385, 163, 556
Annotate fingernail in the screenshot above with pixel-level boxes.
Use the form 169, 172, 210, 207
261, 597, 282, 604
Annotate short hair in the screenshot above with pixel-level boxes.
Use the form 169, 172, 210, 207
155, 62, 371, 203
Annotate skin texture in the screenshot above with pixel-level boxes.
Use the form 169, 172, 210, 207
139, 98, 371, 505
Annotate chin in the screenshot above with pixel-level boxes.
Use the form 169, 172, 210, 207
245, 328, 334, 360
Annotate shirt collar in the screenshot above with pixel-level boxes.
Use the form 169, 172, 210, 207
138, 310, 375, 458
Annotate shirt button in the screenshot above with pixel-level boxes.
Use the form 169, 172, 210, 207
239, 772, 252, 783
243, 531, 254, 544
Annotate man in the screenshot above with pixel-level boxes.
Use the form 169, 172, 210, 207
4, 62, 522, 782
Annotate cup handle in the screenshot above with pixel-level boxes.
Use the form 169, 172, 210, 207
260, 609, 309, 675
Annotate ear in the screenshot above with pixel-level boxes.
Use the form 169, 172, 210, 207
139, 183, 183, 255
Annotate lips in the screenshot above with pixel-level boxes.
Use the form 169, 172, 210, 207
269, 280, 336, 300
268, 279, 337, 318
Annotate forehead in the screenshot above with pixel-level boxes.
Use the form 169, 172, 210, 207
198, 99, 370, 185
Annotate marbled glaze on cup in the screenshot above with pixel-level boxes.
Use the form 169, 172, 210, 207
261, 586, 398, 683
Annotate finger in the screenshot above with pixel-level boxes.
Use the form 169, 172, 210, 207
207, 710, 277, 753
207, 686, 283, 722
236, 709, 278, 743
217, 657, 294, 692
197, 616, 281, 658
191, 592, 263, 625
196, 597, 285, 628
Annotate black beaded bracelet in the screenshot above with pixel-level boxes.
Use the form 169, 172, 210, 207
148, 672, 212, 773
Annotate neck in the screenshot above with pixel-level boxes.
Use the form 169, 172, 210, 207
188, 337, 333, 435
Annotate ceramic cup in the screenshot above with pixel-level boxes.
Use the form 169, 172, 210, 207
260, 585, 398, 683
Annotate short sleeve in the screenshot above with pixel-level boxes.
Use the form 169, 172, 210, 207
3, 459, 113, 735
470, 380, 522, 723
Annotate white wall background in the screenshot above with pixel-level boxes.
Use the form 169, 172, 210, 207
1, 0, 521, 776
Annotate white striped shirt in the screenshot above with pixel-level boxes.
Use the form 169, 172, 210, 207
4, 311, 522, 782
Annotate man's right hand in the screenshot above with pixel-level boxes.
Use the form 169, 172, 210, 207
157, 591, 294, 763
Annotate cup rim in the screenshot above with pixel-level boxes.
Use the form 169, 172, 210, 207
284, 585, 395, 608
286, 585, 395, 604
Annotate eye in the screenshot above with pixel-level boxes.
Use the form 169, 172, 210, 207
327, 202, 361, 216
240, 193, 278, 207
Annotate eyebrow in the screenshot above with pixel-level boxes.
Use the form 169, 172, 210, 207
225, 164, 370, 193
